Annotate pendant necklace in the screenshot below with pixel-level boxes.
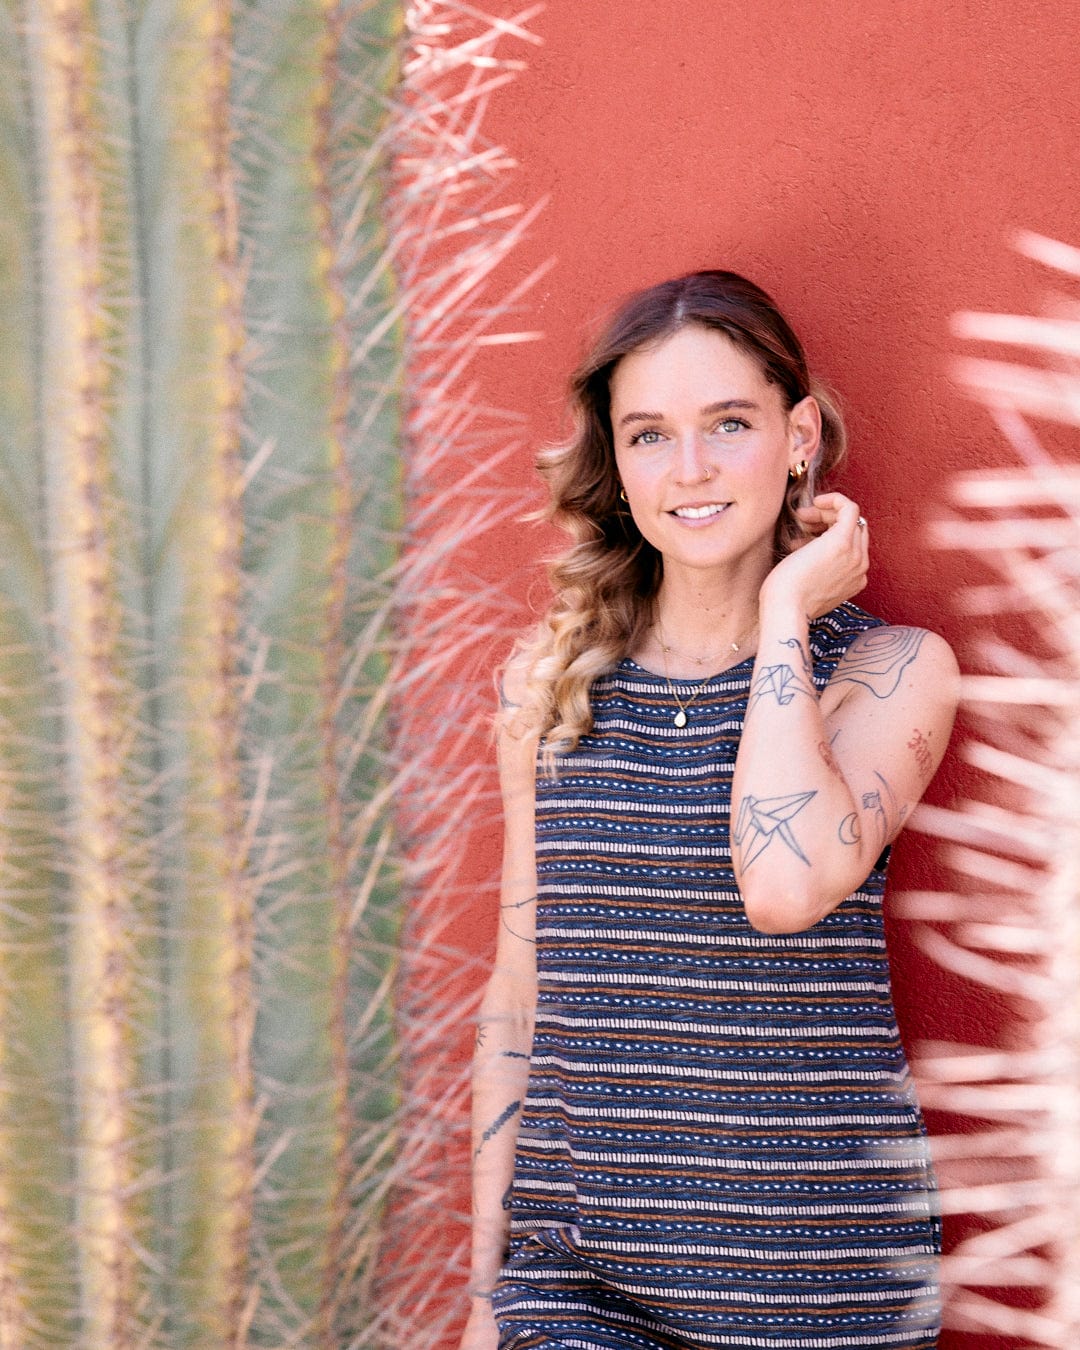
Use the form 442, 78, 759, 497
656, 617, 758, 728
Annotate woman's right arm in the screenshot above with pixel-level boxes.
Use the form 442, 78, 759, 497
460, 662, 539, 1350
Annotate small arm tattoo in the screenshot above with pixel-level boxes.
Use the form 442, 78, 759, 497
747, 663, 816, 712
501, 1050, 529, 1060
838, 812, 861, 845
780, 635, 816, 687
831, 627, 928, 700
500, 893, 537, 944
497, 675, 521, 710
817, 739, 843, 779
908, 727, 933, 778
862, 770, 900, 850
475, 1023, 488, 1048
734, 790, 817, 869
474, 1099, 521, 1159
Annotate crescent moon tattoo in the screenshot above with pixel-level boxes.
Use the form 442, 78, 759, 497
838, 812, 861, 846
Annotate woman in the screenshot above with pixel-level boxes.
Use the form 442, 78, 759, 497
462, 271, 958, 1350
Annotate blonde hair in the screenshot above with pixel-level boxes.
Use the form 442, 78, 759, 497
507, 270, 847, 762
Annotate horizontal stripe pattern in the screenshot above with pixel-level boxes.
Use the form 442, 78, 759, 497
494, 605, 940, 1349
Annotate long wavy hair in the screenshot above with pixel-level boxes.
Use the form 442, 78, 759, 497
511, 270, 847, 759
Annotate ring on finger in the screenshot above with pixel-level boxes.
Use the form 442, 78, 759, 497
856, 516, 867, 529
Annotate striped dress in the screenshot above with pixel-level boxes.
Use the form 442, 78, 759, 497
493, 603, 940, 1350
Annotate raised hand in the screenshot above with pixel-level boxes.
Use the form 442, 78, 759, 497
762, 492, 868, 620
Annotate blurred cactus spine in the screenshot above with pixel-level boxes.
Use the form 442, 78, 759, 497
2, 0, 406, 1343
28, 0, 141, 1341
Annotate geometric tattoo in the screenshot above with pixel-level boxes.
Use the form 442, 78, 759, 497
747, 663, 816, 712
734, 790, 817, 868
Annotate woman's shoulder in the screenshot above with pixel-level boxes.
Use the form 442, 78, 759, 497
810, 603, 958, 697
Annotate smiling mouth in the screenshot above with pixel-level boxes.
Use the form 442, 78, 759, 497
671, 503, 730, 520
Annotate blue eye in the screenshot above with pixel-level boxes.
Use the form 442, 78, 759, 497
628, 429, 664, 446
717, 417, 749, 434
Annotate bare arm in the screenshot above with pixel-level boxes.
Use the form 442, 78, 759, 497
460, 662, 538, 1347
732, 495, 959, 933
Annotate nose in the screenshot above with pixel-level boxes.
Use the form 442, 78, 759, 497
673, 431, 713, 485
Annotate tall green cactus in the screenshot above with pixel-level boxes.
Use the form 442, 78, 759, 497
0, 0, 405, 1342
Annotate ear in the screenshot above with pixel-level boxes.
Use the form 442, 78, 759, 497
787, 395, 821, 470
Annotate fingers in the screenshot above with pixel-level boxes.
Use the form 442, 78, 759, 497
795, 493, 862, 534
794, 492, 869, 576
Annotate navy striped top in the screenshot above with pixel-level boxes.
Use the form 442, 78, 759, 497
494, 603, 940, 1350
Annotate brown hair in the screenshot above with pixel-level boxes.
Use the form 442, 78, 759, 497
511, 270, 847, 758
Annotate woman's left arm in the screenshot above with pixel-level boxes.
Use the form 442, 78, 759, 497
731, 495, 960, 933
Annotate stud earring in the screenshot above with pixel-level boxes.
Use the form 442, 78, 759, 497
789, 461, 808, 481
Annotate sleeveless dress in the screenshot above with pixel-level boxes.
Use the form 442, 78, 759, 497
492, 603, 941, 1350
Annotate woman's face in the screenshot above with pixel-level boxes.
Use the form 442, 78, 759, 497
609, 324, 819, 578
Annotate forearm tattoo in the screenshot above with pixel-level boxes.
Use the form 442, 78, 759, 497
747, 663, 816, 712
831, 627, 928, 700
474, 1099, 521, 1159
734, 790, 817, 869
500, 893, 538, 943
780, 636, 816, 687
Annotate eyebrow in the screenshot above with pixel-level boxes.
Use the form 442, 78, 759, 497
617, 399, 761, 428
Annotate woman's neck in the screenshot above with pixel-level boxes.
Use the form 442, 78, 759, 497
640, 558, 771, 678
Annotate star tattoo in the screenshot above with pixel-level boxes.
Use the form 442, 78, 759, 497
734, 790, 817, 869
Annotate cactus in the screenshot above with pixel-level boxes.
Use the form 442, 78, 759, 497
1, 0, 408, 1342
905, 232, 1080, 1346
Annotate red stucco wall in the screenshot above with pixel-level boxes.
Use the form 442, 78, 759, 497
437, 4, 1080, 1345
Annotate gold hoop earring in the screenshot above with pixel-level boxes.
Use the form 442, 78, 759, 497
620, 487, 629, 502
789, 461, 808, 481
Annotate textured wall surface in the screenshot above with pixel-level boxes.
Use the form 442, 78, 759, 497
442, 2, 1080, 1345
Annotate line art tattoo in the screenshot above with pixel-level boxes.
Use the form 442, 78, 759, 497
474, 1099, 521, 1159
862, 770, 899, 850
497, 675, 521, 710
780, 636, 816, 686
831, 627, 928, 699
838, 812, 861, 845
748, 663, 816, 712
734, 790, 817, 868
500, 893, 537, 943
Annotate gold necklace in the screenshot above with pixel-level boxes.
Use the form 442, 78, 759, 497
656, 617, 757, 728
